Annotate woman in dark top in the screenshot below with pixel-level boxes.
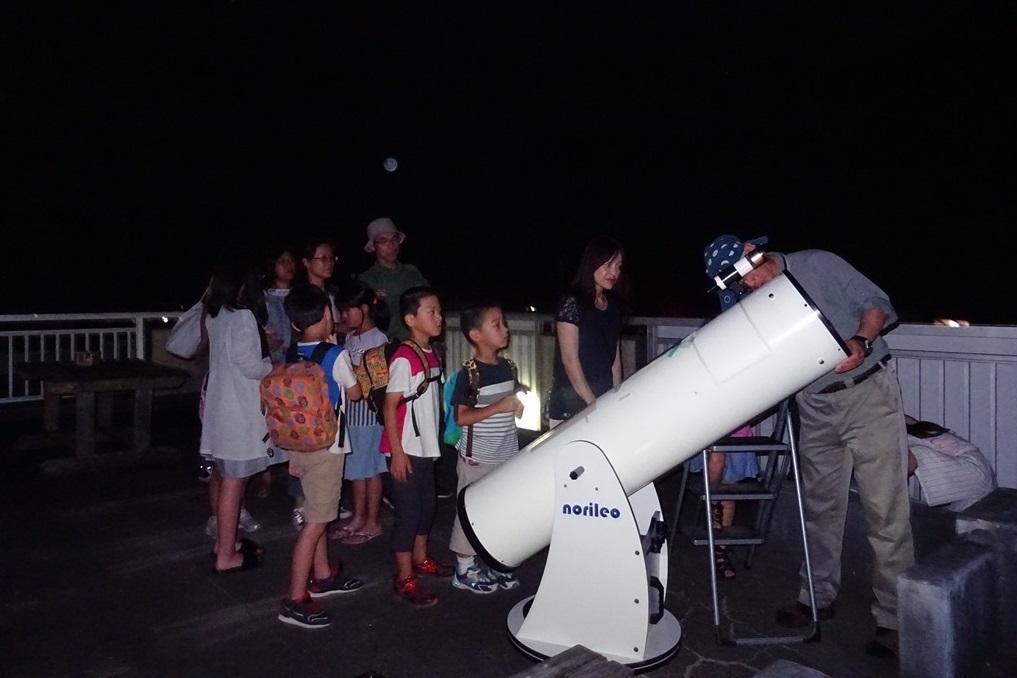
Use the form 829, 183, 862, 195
548, 236, 628, 426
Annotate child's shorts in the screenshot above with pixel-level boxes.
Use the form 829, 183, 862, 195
288, 449, 344, 525
344, 426, 388, 481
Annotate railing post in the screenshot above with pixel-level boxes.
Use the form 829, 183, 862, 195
134, 317, 146, 360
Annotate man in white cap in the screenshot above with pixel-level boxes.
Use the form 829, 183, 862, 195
358, 218, 456, 500
358, 217, 428, 342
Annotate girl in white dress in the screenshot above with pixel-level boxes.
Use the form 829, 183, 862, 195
201, 260, 281, 573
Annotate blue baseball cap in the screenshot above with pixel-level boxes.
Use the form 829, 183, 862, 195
703, 234, 769, 310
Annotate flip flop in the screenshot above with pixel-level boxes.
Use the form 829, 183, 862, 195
341, 530, 381, 545
327, 525, 353, 541
209, 538, 265, 560
212, 547, 261, 574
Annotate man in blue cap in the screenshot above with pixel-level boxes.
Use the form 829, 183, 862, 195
701, 234, 913, 659
703, 234, 769, 311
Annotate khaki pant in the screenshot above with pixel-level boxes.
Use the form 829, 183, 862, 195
288, 449, 345, 525
795, 366, 914, 629
449, 456, 500, 556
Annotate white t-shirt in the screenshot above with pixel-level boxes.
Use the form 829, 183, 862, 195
296, 341, 358, 454
381, 343, 442, 459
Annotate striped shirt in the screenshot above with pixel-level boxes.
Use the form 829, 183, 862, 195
451, 358, 520, 464
910, 431, 995, 511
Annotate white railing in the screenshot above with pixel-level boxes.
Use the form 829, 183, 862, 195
0, 312, 180, 403
639, 317, 1017, 491
4, 311, 1015, 490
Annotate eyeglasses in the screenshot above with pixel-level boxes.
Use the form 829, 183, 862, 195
309, 256, 338, 263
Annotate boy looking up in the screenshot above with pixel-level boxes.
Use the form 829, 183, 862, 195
448, 302, 524, 594
382, 286, 451, 606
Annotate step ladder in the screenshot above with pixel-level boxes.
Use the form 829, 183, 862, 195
669, 400, 822, 645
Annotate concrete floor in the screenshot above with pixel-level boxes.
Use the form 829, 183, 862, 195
0, 394, 1011, 677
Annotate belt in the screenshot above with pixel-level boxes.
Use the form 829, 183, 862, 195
817, 355, 891, 395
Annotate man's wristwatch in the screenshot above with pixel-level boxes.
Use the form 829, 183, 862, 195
850, 335, 873, 357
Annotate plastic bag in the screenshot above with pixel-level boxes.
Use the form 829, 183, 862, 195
165, 300, 204, 359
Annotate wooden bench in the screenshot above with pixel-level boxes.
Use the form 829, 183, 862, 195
16, 359, 189, 460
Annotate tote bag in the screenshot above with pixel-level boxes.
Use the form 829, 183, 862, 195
165, 300, 204, 359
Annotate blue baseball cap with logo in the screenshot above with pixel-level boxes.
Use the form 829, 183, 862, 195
703, 234, 769, 310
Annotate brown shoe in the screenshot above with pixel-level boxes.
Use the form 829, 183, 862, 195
774, 601, 835, 628
866, 626, 899, 658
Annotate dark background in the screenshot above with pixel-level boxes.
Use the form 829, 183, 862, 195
6, 4, 1013, 322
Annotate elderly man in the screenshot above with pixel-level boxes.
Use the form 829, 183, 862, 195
704, 235, 913, 658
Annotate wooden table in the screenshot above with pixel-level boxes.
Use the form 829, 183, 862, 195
16, 360, 189, 459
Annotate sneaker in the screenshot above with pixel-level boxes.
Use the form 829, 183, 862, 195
238, 507, 261, 533
291, 507, 305, 532
205, 516, 217, 539
393, 575, 437, 607
452, 566, 497, 595
278, 596, 331, 629
413, 557, 453, 578
308, 565, 364, 598
485, 567, 520, 590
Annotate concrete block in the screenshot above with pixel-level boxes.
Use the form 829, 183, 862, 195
910, 501, 957, 561
754, 659, 831, 677
956, 487, 1017, 650
899, 541, 995, 678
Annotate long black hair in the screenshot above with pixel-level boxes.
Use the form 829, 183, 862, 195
570, 236, 629, 308
204, 254, 267, 326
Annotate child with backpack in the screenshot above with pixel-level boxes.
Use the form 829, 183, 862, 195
272, 285, 364, 629
446, 302, 524, 594
330, 281, 390, 545
382, 286, 452, 607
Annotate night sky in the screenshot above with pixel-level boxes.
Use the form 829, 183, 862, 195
6, 4, 1013, 323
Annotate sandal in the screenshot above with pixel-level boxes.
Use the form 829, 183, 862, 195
212, 546, 261, 574
710, 501, 724, 531
327, 521, 359, 541
714, 546, 736, 581
341, 529, 382, 545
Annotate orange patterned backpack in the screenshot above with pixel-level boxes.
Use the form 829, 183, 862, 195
260, 343, 341, 453
353, 343, 391, 424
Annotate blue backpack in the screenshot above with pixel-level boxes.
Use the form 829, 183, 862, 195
442, 359, 477, 447
442, 358, 517, 455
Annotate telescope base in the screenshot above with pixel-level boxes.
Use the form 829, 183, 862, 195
507, 596, 682, 672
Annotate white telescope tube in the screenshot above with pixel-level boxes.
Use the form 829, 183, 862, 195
459, 273, 847, 570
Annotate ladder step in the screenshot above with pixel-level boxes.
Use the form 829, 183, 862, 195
705, 492, 776, 501
684, 524, 765, 546
692, 536, 764, 546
